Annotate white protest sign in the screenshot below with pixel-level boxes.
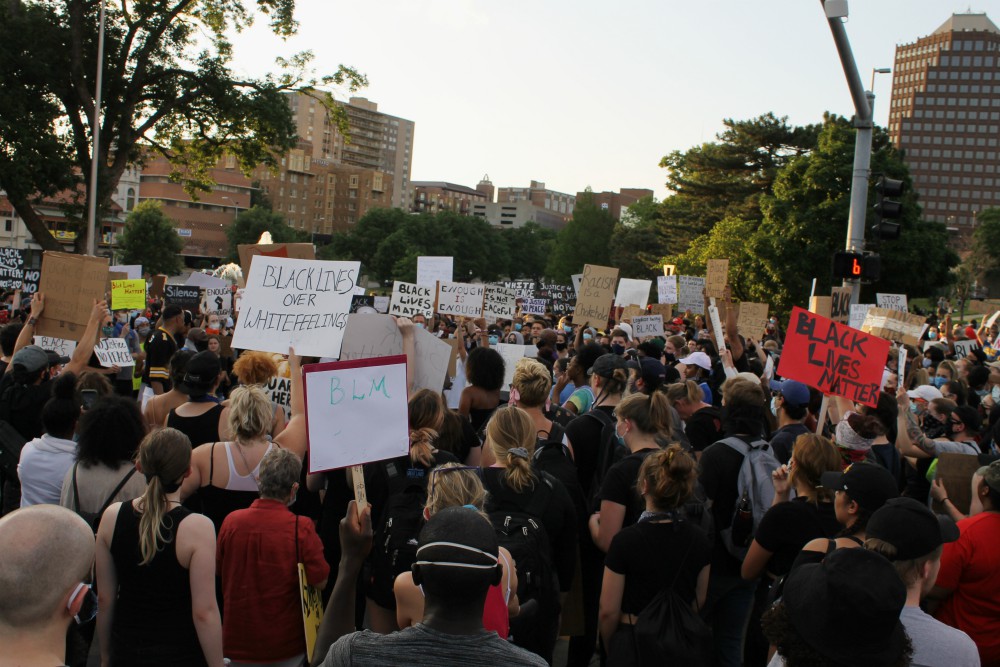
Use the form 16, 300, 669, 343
110, 264, 142, 280
33, 336, 76, 358
615, 278, 652, 308
521, 299, 547, 316
340, 314, 450, 392
265, 374, 292, 420
373, 296, 390, 314
185, 271, 227, 289
389, 281, 434, 319
436, 282, 484, 318
495, 343, 535, 392
304, 356, 410, 473
876, 293, 908, 313
632, 314, 665, 339
482, 284, 517, 323
677, 276, 705, 314
985, 310, 1000, 331
849, 304, 874, 331
94, 338, 135, 367
234, 288, 245, 314
201, 286, 232, 319
953, 339, 982, 359
417, 256, 453, 287
897, 345, 907, 383
233, 256, 360, 358
708, 301, 726, 353
657, 275, 677, 305
571, 274, 583, 297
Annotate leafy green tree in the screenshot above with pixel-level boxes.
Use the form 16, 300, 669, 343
973, 207, 1000, 271
225, 206, 308, 261
0, 0, 365, 252
115, 201, 184, 276
546, 190, 615, 283
504, 223, 557, 283
610, 196, 668, 279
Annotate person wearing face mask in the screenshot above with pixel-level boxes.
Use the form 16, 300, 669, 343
411, 313, 427, 330
555, 331, 569, 359
216, 447, 329, 667
934, 360, 959, 389
608, 328, 630, 357
767, 380, 813, 465
534, 329, 558, 374
897, 391, 982, 458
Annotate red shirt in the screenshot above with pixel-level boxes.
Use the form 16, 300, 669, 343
217, 498, 330, 661
934, 511, 1000, 666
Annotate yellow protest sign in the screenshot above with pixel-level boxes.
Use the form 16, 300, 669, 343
299, 562, 324, 662
111, 279, 146, 310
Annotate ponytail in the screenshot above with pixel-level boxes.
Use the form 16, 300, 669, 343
596, 367, 629, 396
486, 407, 537, 493
409, 427, 438, 467
665, 380, 703, 406
616, 391, 673, 437
638, 444, 696, 511
136, 428, 191, 566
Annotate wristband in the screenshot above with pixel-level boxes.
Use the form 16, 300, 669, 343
27, 317, 37, 326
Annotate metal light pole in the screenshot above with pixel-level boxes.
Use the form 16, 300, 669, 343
85, 0, 107, 257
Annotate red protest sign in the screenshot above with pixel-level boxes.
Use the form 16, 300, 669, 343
777, 306, 889, 408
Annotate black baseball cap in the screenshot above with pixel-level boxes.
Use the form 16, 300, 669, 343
783, 548, 907, 665
867, 497, 959, 560
176, 350, 221, 395
589, 353, 628, 379
161, 304, 183, 321
820, 463, 899, 513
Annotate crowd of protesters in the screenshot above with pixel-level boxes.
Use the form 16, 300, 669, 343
0, 280, 998, 667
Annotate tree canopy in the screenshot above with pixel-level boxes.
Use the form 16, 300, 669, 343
224, 206, 309, 262
546, 190, 616, 283
115, 200, 184, 275
0, 0, 365, 252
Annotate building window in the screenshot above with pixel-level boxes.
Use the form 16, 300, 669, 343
126, 188, 136, 211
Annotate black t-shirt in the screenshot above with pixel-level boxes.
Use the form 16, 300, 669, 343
698, 436, 747, 576
605, 520, 712, 615
143, 327, 177, 390
564, 405, 616, 500
686, 407, 723, 453
752, 498, 840, 577
0, 373, 52, 440
769, 423, 810, 464
597, 449, 659, 530
482, 467, 578, 592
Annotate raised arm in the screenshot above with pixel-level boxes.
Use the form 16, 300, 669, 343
894, 389, 934, 459
7, 293, 45, 369
396, 316, 416, 393
723, 285, 744, 362
65, 300, 108, 376
275, 348, 307, 458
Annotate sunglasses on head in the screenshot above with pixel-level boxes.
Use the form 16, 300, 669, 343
428, 465, 483, 499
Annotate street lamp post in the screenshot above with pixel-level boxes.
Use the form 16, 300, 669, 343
85, 0, 107, 257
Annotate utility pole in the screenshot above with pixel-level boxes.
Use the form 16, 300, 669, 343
820, 0, 873, 305
85, 0, 108, 257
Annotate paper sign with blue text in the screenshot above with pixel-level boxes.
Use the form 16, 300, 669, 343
233, 256, 360, 358
303, 355, 410, 473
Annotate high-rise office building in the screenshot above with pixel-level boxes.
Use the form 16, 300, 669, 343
288, 93, 414, 211
887, 13, 1000, 230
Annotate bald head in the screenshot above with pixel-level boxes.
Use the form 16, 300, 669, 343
0, 505, 95, 629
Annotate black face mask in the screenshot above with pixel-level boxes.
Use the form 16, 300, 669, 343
556, 342, 567, 351
922, 414, 949, 439
664, 352, 676, 363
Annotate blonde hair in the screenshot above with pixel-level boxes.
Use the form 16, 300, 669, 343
638, 444, 697, 511
486, 407, 537, 493
227, 385, 274, 441
232, 351, 279, 386
665, 379, 703, 405
512, 358, 552, 407
426, 463, 486, 517
136, 428, 192, 566
616, 391, 673, 437
408, 389, 444, 467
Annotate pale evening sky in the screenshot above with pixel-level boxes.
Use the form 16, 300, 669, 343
229, 0, 998, 200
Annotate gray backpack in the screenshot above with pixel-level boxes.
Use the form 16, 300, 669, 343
718, 436, 780, 561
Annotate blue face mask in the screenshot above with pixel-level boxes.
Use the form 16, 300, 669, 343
563, 325, 572, 334
414, 323, 425, 330
922, 358, 933, 368
514, 324, 522, 332
583, 333, 592, 341
910, 402, 921, 414
488, 335, 498, 345
928, 331, 938, 340
932, 376, 947, 388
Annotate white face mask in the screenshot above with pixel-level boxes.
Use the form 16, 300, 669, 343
770, 395, 779, 417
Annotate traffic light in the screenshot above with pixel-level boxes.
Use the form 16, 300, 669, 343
872, 176, 904, 240
833, 251, 881, 282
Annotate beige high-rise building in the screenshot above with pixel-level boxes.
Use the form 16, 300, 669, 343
496, 181, 575, 222
887, 13, 1000, 231
287, 93, 414, 211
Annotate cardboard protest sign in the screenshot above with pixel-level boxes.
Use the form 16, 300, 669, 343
876, 293, 908, 313
482, 284, 517, 323
298, 561, 324, 661
94, 338, 135, 367
931, 453, 981, 516
649, 303, 673, 320
619, 305, 645, 323
436, 282, 485, 318
33, 336, 76, 358
201, 285, 232, 320
238, 243, 315, 278
657, 275, 677, 305
185, 271, 227, 289
663, 264, 676, 276
849, 304, 873, 331
21, 267, 40, 296
111, 279, 146, 310
615, 278, 652, 308
340, 314, 450, 393
303, 355, 410, 473
737, 302, 769, 338
0, 248, 25, 289
36, 251, 109, 340
705, 259, 729, 299
233, 256, 360, 358
150, 275, 167, 299
830, 287, 852, 325
574, 264, 619, 327
521, 299, 547, 316
389, 281, 434, 319
809, 296, 831, 319
953, 339, 982, 359
676, 276, 705, 314
416, 256, 453, 287
494, 343, 535, 391
861, 307, 926, 347
632, 315, 664, 339
109, 264, 142, 280
778, 307, 889, 408
164, 284, 202, 310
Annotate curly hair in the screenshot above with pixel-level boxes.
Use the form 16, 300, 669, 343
76, 395, 147, 468
511, 357, 551, 407
465, 346, 505, 391
232, 351, 279, 386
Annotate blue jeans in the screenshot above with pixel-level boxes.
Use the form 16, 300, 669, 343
704, 573, 756, 667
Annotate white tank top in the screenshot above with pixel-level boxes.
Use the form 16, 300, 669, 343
223, 442, 273, 491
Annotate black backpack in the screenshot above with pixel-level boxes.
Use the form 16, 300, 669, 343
584, 409, 627, 508
534, 422, 588, 525
368, 478, 427, 608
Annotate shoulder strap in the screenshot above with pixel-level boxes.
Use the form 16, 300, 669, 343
208, 441, 217, 484
524, 474, 554, 517
98, 468, 138, 518
719, 436, 750, 456
71, 462, 82, 513
827, 539, 837, 554
295, 515, 300, 566
585, 408, 614, 427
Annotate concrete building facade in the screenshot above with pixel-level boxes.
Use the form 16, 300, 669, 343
497, 181, 575, 221
888, 13, 1000, 230
468, 200, 568, 230
411, 181, 488, 215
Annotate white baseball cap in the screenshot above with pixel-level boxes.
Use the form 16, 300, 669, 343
907, 384, 943, 402
679, 351, 713, 371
